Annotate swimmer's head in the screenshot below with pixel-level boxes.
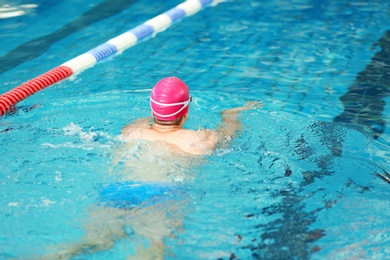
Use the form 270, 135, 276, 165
150, 77, 191, 121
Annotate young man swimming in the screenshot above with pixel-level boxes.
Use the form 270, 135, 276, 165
121, 76, 261, 155
45, 77, 261, 259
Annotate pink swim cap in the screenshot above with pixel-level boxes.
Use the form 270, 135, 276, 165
150, 77, 191, 121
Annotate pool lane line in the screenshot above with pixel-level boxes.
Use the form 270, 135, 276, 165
333, 30, 390, 140
0, 0, 218, 117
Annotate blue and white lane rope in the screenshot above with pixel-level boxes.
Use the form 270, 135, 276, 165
0, 0, 218, 116
63, 0, 217, 73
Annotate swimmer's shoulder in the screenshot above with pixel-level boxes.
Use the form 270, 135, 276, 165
121, 118, 151, 138
178, 128, 219, 155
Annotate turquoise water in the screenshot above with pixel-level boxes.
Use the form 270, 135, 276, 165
1, 0, 390, 259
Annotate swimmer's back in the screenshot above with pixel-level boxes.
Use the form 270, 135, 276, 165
121, 118, 219, 155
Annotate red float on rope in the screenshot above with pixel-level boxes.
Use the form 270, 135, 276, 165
0, 66, 73, 116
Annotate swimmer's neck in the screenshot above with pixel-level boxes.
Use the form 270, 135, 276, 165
151, 123, 183, 133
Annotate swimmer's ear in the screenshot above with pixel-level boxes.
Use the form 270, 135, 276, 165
180, 113, 188, 126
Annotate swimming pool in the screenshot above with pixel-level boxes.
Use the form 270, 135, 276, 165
1, 0, 390, 259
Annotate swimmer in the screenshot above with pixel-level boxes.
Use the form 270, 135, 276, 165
118, 76, 261, 257
121, 76, 262, 155
43, 77, 262, 260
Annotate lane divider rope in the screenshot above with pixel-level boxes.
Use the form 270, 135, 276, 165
0, 0, 217, 117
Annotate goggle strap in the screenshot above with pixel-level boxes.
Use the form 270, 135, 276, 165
150, 97, 191, 118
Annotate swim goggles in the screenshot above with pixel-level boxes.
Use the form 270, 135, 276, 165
150, 96, 192, 118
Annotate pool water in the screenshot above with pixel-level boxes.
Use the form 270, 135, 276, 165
1, 0, 390, 259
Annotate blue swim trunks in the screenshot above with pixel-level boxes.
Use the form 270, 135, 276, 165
98, 181, 179, 209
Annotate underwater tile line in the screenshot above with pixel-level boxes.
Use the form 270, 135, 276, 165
0, 0, 217, 117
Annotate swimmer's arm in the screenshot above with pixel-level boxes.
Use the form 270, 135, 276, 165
121, 117, 152, 136
218, 101, 263, 141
